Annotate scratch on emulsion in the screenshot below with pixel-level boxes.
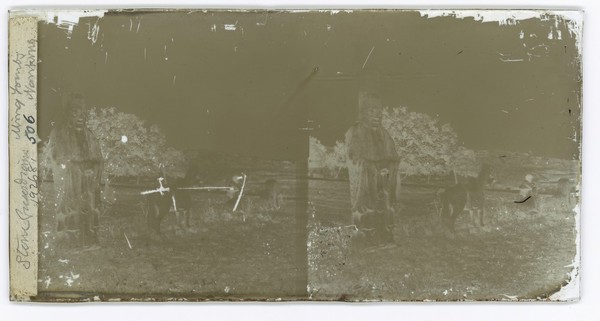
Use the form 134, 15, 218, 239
33, 10, 107, 42
224, 24, 237, 31
86, 19, 101, 45
499, 58, 523, 63
362, 46, 375, 69
124, 233, 132, 249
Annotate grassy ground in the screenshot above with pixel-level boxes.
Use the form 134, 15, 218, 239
307, 172, 578, 301
35, 157, 578, 301
37, 163, 302, 301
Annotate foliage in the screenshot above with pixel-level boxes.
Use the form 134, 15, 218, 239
86, 107, 186, 182
309, 136, 328, 171
310, 107, 481, 181
309, 137, 347, 178
382, 106, 458, 177
323, 140, 348, 178
156, 147, 187, 178
450, 145, 480, 178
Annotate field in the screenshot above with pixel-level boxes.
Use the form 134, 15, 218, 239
36, 160, 303, 301
307, 161, 579, 301
34, 153, 579, 301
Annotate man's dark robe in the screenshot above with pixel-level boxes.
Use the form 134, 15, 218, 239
48, 124, 103, 245
345, 121, 399, 237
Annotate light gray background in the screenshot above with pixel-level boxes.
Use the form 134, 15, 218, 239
2, 0, 599, 320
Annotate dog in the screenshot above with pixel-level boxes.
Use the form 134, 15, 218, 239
144, 166, 195, 236
437, 164, 495, 233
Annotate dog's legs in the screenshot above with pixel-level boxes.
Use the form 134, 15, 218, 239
447, 203, 456, 232
185, 208, 191, 229
147, 203, 163, 235
479, 207, 485, 227
151, 204, 158, 232
442, 201, 456, 232
174, 209, 191, 235
466, 208, 475, 227
175, 210, 182, 234
442, 201, 458, 238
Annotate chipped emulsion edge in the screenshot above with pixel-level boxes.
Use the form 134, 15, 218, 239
10, 9, 108, 39
417, 9, 582, 302
422, 10, 583, 75
8, 9, 582, 301
10, 9, 107, 24
418, 10, 583, 56
301, 9, 582, 301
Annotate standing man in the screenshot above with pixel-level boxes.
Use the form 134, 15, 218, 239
345, 91, 399, 245
48, 93, 104, 247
